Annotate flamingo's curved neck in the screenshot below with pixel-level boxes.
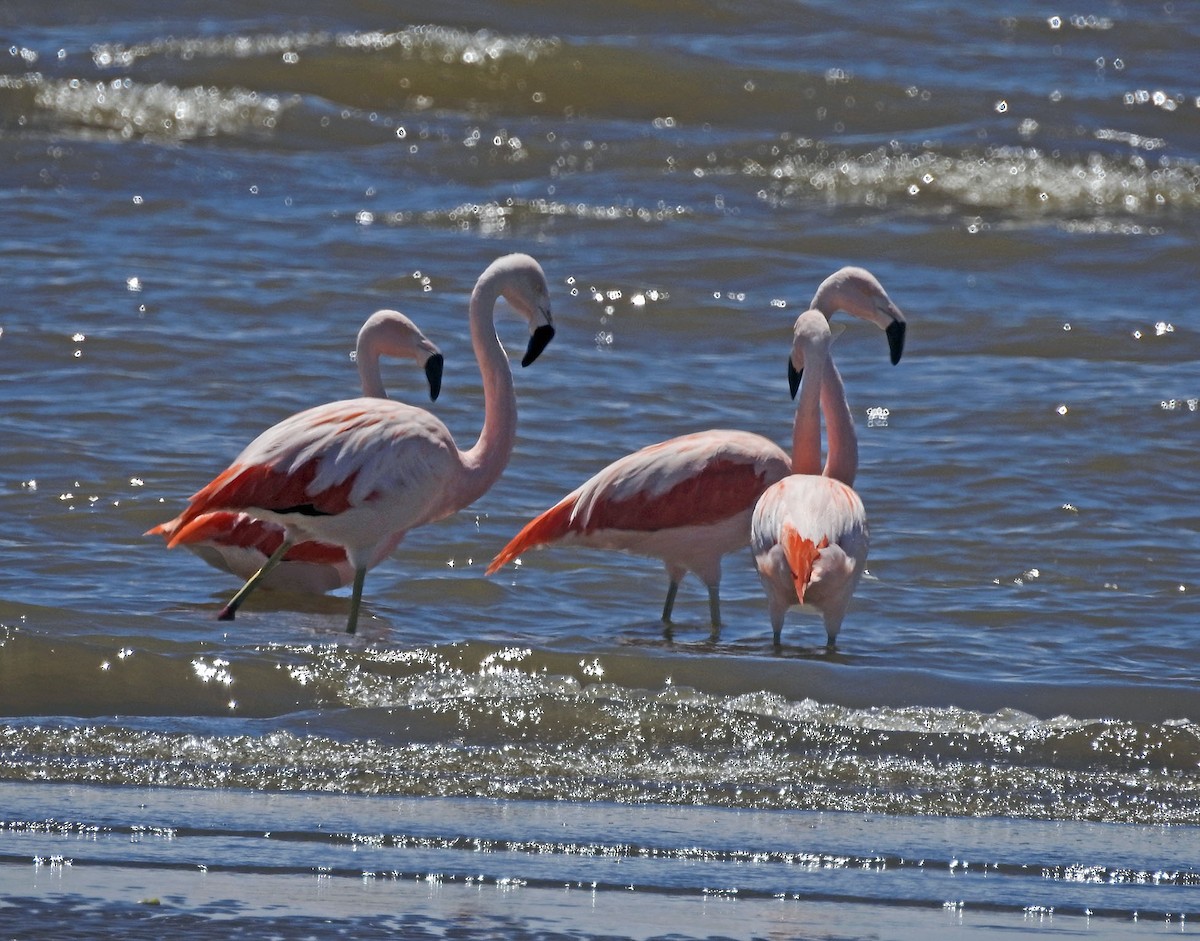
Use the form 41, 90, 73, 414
357, 346, 387, 399
458, 274, 518, 504
791, 341, 827, 478
820, 357, 858, 486
810, 281, 843, 320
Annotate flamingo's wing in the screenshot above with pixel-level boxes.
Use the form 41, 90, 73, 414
487, 430, 789, 573
165, 399, 457, 542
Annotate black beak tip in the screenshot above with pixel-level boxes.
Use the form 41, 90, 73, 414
788, 359, 802, 400
522, 323, 556, 367
425, 353, 444, 401
886, 320, 906, 365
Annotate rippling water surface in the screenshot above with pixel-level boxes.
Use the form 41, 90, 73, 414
1, 2, 1198, 937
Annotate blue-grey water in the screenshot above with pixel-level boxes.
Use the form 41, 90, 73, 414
1, 2, 1198, 938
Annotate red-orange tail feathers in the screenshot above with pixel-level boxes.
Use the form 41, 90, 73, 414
485, 496, 578, 575
166, 511, 277, 553
148, 510, 347, 565
146, 510, 237, 548
780, 523, 828, 605
145, 518, 179, 540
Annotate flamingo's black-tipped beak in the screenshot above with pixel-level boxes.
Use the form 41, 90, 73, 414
886, 320, 906, 365
522, 323, 555, 367
425, 353, 444, 401
788, 358, 802, 400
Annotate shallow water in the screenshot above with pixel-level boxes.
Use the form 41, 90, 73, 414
4, 782, 1199, 940
1, 1, 1198, 936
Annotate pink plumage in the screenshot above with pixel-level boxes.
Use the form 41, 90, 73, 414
150, 254, 555, 634
750, 309, 871, 647
148, 308, 443, 593
487, 429, 790, 626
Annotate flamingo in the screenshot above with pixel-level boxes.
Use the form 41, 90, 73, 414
152, 253, 555, 634
751, 309, 868, 648
148, 308, 444, 594
486, 266, 904, 629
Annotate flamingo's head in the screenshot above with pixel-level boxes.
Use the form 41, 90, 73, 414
355, 309, 444, 400
489, 253, 555, 367
810, 266, 907, 365
787, 308, 834, 400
